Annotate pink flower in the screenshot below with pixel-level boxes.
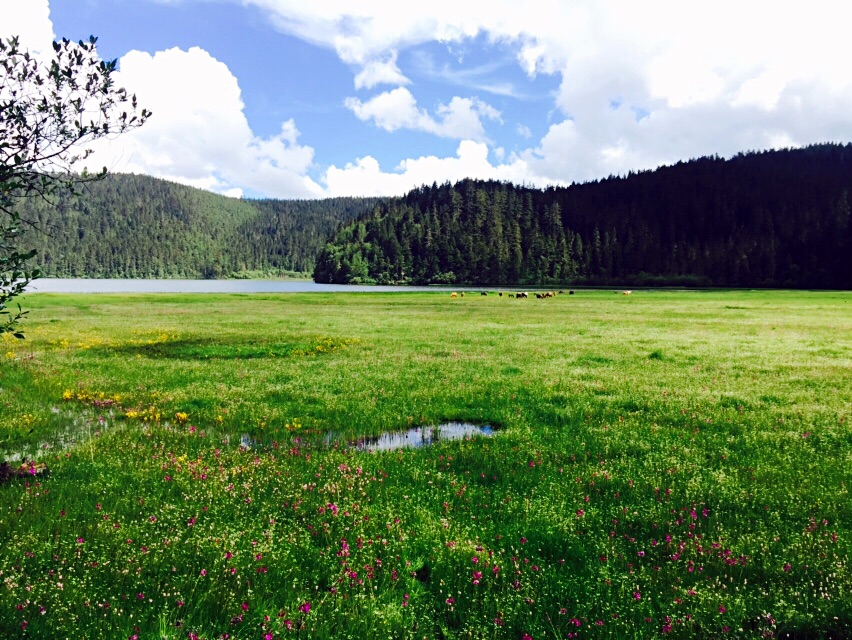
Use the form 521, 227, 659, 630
633, 591, 642, 600
299, 601, 311, 614
446, 597, 455, 606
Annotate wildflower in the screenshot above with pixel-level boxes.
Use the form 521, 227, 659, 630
446, 597, 455, 606
719, 605, 727, 614
633, 591, 642, 600
299, 601, 311, 614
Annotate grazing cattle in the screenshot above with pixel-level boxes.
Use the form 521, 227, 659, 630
558, 290, 565, 295
569, 290, 575, 295
517, 292, 528, 299
499, 292, 503, 297
508, 293, 515, 298
622, 290, 633, 295
450, 292, 458, 298
460, 292, 465, 297
481, 291, 488, 296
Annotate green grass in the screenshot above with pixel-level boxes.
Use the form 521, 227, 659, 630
0, 289, 850, 638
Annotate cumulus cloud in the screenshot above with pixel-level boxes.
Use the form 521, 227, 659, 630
345, 88, 501, 142
5, 3, 326, 199
353, 50, 409, 89
325, 140, 533, 197
82, 47, 323, 199
14, 0, 852, 199
2, 0, 54, 54
250, 0, 852, 187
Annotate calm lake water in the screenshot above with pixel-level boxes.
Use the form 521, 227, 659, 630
335, 423, 496, 452
26, 278, 460, 294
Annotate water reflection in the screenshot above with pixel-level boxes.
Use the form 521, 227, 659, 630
333, 422, 495, 451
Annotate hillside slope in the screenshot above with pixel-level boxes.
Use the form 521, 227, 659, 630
314, 144, 852, 288
17, 174, 381, 278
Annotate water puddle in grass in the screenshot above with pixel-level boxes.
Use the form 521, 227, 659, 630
328, 422, 496, 451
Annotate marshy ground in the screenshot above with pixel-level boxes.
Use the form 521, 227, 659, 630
1, 289, 850, 638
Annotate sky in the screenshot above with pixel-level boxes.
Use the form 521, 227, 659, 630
5, 0, 852, 200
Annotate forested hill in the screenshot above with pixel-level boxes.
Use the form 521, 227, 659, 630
314, 144, 852, 288
17, 174, 381, 278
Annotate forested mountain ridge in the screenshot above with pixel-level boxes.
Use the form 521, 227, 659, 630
314, 144, 852, 288
17, 174, 381, 278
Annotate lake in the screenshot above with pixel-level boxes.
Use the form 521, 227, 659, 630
25, 278, 460, 294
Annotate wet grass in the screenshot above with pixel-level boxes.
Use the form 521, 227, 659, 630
0, 289, 850, 638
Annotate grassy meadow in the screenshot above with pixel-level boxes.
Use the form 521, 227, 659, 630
0, 289, 850, 639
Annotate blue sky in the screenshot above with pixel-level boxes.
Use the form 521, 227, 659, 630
7, 0, 852, 199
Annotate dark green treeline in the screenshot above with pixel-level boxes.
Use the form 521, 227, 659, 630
314, 144, 852, 288
17, 174, 381, 278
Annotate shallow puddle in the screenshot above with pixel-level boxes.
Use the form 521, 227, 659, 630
332, 422, 495, 451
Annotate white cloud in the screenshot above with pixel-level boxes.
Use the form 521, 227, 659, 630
345, 87, 501, 142
1, 0, 54, 54
250, 0, 852, 188
13, 0, 852, 200
82, 46, 323, 199
324, 140, 533, 197
353, 50, 409, 89
516, 124, 532, 139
